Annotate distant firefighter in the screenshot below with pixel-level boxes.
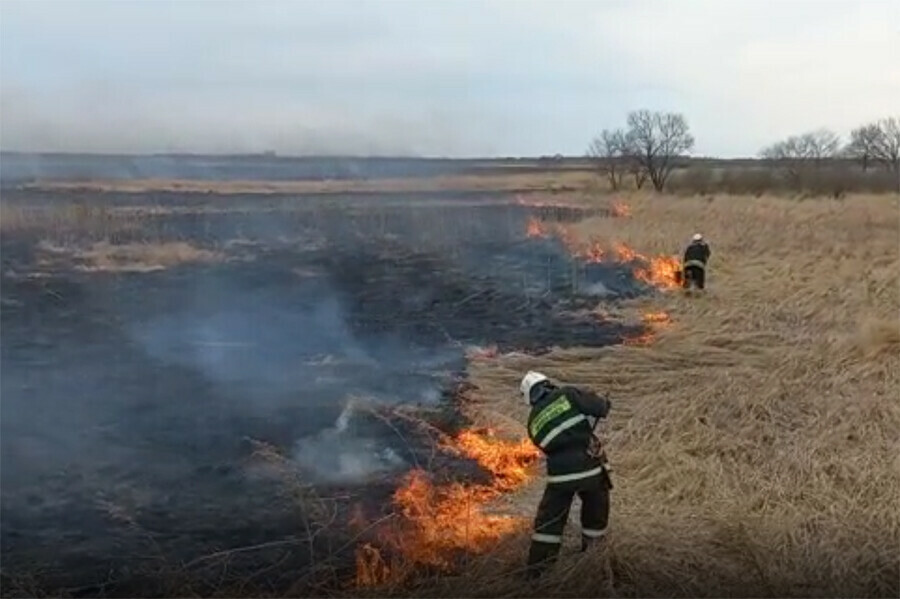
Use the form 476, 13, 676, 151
520, 371, 613, 579
682, 233, 711, 290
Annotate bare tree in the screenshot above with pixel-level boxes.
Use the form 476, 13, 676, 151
870, 117, 900, 190
625, 110, 695, 192
845, 124, 883, 171
587, 129, 627, 190
760, 128, 841, 186
620, 130, 648, 189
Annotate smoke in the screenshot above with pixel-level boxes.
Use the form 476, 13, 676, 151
291, 401, 407, 484
0, 86, 488, 159
0, 190, 645, 593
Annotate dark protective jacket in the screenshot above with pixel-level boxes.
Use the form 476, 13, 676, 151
683, 240, 711, 268
526, 385, 610, 484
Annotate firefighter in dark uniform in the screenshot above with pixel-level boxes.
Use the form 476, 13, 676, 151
682, 233, 711, 290
521, 371, 613, 578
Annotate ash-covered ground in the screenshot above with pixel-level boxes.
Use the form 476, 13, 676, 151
0, 189, 650, 596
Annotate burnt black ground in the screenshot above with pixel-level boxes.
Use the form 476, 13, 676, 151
0, 190, 650, 597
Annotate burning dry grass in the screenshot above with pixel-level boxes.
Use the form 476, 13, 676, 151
401, 192, 900, 597
37, 240, 223, 272
353, 427, 542, 589
526, 212, 682, 289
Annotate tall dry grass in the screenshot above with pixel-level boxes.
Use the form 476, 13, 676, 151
20, 170, 597, 195
413, 193, 900, 597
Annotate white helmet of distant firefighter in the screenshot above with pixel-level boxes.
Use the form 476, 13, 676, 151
520, 371, 549, 405
692, 233, 703, 241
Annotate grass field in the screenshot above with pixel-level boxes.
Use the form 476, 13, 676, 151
19, 170, 598, 195
2, 176, 897, 597
403, 192, 900, 597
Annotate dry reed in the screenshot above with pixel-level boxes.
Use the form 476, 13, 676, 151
413, 192, 900, 597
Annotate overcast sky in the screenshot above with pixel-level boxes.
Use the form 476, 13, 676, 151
1, 0, 897, 157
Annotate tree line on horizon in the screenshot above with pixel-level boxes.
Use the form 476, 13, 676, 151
588, 111, 900, 194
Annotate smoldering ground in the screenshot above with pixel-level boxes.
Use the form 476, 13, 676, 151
0, 189, 648, 596
0, 152, 486, 185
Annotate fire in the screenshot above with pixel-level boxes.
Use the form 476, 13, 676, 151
611, 201, 632, 217
582, 241, 605, 263
551, 223, 578, 254
523, 219, 681, 289
354, 429, 542, 587
613, 242, 639, 263
642, 310, 671, 325
624, 331, 656, 346
545, 223, 606, 264
526, 217, 548, 238
442, 428, 542, 491
633, 254, 681, 289
613, 242, 681, 290
624, 310, 673, 346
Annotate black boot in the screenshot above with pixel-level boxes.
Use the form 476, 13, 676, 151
581, 533, 607, 552
581, 535, 593, 552
526, 539, 560, 579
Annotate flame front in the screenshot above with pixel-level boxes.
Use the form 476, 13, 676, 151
613, 242, 639, 263
523, 218, 681, 290
611, 201, 632, 217
642, 310, 671, 325
624, 310, 673, 346
624, 330, 656, 346
526, 217, 548, 238
633, 255, 682, 289
444, 429, 541, 491
355, 429, 542, 587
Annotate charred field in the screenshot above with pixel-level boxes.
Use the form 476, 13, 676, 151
0, 188, 662, 597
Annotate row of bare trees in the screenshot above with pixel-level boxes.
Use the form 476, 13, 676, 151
587, 110, 695, 192
844, 118, 899, 173
760, 117, 900, 191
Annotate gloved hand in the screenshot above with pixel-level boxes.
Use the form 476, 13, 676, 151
602, 396, 612, 414
595, 394, 612, 418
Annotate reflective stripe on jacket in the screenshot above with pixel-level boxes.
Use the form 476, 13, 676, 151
527, 386, 606, 483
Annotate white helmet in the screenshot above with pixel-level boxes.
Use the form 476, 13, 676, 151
521, 371, 549, 405
692, 233, 703, 242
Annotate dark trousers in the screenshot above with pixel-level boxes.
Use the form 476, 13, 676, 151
683, 264, 706, 289
526, 471, 611, 577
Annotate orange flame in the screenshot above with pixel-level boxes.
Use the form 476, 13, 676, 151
642, 311, 671, 325
611, 201, 632, 217
613, 242, 639, 263
582, 241, 605, 263
624, 331, 656, 346
633, 255, 681, 289
355, 429, 542, 587
548, 224, 607, 264
613, 243, 681, 290
526, 217, 548, 238
523, 221, 680, 290
442, 428, 541, 491
624, 310, 673, 346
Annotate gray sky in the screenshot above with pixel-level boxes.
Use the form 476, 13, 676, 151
1, 0, 898, 157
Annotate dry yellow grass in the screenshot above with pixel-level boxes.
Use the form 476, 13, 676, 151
37, 240, 223, 272
421, 192, 900, 597
21, 170, 598, 195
